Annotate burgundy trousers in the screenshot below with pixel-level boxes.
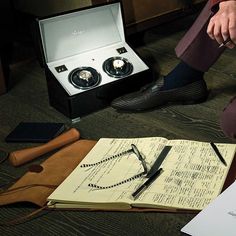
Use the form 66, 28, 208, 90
175, 0, 236, 140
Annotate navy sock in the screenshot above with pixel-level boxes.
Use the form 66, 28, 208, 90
162, 61, 204, 90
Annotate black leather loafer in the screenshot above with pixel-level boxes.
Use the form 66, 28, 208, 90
111, 77, 208, 111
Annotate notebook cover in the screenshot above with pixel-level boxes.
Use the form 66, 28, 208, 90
5, 122, 65, 143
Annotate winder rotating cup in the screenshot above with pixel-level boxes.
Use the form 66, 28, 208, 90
103, 57, 133, 78
69, 67, 101, 89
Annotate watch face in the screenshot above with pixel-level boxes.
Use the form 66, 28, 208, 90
103, 57, 133, 78
69, 67, 101, 89
113, 59, 125, 69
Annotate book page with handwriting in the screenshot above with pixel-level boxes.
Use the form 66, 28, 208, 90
136, 139, 236, 210
48, 137, 236, 210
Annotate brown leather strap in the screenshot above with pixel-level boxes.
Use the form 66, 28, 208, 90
0, 205, 50, 226
0, 184, 57, 195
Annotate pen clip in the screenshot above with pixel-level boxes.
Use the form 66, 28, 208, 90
146, 146, 171, 178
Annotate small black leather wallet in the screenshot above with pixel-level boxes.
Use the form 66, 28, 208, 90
5, 122, 65, 143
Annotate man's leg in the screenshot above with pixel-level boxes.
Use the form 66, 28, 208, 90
111, 1, 218, 111
163, 0, 225, 91
175, 0, 225, 72
177, 0, 236, 140
176, 1, 236, 140
111, 0, 236, 140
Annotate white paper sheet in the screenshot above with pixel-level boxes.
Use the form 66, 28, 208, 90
181, 180, 236, 236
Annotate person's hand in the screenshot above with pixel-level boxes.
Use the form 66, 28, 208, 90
207, 0, 236, 49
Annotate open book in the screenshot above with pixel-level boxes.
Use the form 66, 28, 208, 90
47, 137, 236, 211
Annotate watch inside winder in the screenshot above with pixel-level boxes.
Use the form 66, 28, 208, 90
69, 67, 101, 89
103, 57, 133, 78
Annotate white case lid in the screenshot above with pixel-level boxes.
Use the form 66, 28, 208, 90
38, 2, 125, 63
